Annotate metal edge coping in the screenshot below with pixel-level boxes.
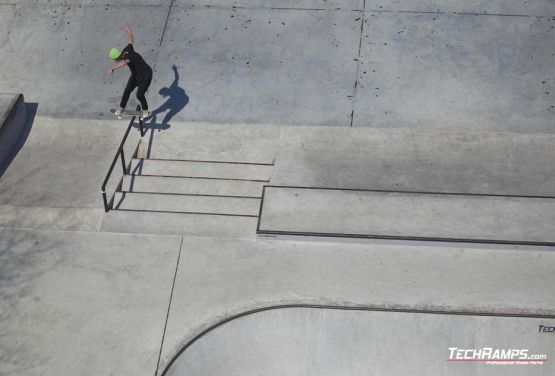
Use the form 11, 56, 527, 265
160, 303, 555, 375
261, 184, 555, 200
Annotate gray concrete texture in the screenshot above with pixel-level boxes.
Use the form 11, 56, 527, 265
165, 307, 555, 376
0, 116, 141, 209
3, 120, 555, 237
271, 126, 555, 196
0, 1, 554, 130
0, 227, 181, 376
158, 236, 555, 374
1, 0, 555, 375
258, 187, 555, 244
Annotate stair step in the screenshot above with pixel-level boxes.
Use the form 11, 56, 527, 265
100, 210, 257, 238
121, 175, 265, 197
113, 192, 261, 216
129, 158, 273, 181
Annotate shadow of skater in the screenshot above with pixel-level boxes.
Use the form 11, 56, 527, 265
150, 65, 189, 125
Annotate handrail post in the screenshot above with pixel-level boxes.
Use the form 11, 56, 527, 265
139, 118, 145, 136
102, 191, 109, 212
120, 150, 126, 173
101, 109, 140, 213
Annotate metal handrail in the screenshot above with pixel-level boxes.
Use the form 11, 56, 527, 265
101, 109, 145, 212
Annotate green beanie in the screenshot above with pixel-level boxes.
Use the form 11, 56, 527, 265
109, 48, 121, 60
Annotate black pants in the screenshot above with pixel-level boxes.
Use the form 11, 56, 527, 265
120, 74, 152, 110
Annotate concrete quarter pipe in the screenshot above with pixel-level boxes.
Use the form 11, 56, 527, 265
163, 306, 554, 376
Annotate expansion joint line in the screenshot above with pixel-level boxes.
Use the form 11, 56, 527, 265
350, 0, 366, 127
155, 236, 184, 376
160, 0, 176, 47
141, 0, 175, 135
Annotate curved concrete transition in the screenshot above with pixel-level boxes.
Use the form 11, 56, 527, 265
163, 306, 554, 376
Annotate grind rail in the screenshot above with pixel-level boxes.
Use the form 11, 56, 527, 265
101, 107, 145, 212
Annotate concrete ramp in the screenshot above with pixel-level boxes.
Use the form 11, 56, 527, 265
258, 186, 555, 246
163, 307, 554, 376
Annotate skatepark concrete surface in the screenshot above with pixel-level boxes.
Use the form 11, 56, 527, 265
1, 1, 555, 375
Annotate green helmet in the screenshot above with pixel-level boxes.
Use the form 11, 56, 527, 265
109, 48, 121, 60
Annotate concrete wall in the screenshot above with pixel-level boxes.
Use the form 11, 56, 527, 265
0, 93, 27, 176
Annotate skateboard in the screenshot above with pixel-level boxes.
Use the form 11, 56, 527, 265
110, 109, 151, 120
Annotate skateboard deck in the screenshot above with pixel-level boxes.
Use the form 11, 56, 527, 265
110, 109, 150, 119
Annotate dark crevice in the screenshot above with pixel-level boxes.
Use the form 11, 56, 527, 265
154, 236, 183, 376
350, 0, 366, 127
159, 0, 176, 47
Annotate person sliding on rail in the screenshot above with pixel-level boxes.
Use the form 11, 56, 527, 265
107, 24, 153, 119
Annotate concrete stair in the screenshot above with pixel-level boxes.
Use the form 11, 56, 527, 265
102, 157, 272, 237
100, 210, 258, 238
121, 175, 265, 197
113, 192, 261, 216
129, 158, 272, 181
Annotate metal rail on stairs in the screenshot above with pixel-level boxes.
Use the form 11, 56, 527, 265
101, 108, 145, 212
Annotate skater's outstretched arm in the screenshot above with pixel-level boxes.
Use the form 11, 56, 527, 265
124, 24, 134, 44
107, 60, 128, 76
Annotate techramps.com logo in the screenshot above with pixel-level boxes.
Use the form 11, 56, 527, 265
447, 347, 548, 365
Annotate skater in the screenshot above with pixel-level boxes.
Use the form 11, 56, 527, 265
107, 24, 152, 118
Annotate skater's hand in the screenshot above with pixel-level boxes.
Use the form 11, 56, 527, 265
107, 68, 113, 76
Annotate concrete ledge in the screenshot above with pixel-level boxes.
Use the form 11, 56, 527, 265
257, 186, 555, 246
0, 94, 27, 175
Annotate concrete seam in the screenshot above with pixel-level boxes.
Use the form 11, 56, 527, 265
170, 4, 363, 12
368, 9, 547, 18
155, 235, 184, 376
0, 2, 549, 18
350, 1, 365, 127
159, 0, 176, 47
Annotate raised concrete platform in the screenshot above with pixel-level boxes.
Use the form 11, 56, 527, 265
258, 186, 555, 245
271, 126, 555, 196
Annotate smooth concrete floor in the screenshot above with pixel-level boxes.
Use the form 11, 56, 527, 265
2, 227, 554, 376
0, 0, 554, 131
